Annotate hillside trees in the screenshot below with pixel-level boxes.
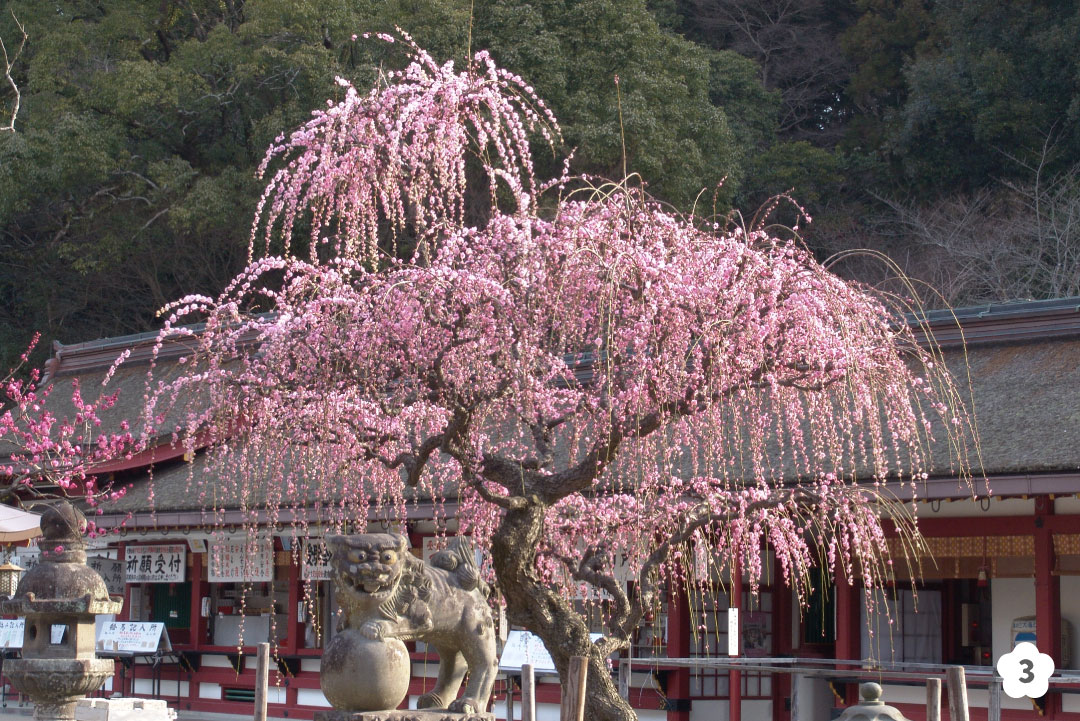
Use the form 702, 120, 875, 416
145, 42, 972, 720
1, 0, 777, 369
863, 0, 1080, 193
0, 0, 364, 367
5, 0, 1080, 372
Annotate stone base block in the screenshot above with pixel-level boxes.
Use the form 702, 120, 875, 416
313, 711, 494, 721
74, 698, 176, 721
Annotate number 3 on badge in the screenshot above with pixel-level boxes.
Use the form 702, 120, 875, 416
996, 642, 1055, 699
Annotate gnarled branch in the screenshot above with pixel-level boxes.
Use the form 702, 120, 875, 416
0, 11, 26, 133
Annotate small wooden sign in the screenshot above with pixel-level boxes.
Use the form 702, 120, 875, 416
0, 619, 24, 649
96, 621, 166, 653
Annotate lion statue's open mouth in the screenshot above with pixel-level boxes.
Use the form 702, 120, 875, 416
343, 575, 394, 597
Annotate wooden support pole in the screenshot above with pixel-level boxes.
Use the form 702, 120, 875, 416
1034, 496, 1062, 717
507, 678, 515, 721
254, 642, 270, 721
560, 656, 588, 721
926, 677, 941, 721
618, 659, 629, 701
790, 673, 801, 721
988, 679, 1002, 721
946, 666, 969, 721
730, 561, 742, 721
521, 664, 536, 721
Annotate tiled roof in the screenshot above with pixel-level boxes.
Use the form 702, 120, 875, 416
10, 297, 1080, 516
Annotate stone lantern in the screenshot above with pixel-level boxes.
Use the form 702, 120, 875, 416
0, 561, 23, 597
0, 502, 123, 721
836, 682, 913, 721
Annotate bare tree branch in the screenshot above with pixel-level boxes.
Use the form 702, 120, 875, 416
0, 10, 28, 133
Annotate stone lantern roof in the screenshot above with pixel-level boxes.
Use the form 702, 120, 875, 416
836, 683, 913, 721
2, 502, 118, 617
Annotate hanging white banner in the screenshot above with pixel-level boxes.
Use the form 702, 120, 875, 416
300, 538, 332, 581
209, 540, 273, 583
125, 544, 186, 584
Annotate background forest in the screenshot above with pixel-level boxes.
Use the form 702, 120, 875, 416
2, 0, 1079, 370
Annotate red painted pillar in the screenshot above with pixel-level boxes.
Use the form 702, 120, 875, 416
834, 567, 859, 706
774, 566, 793, 721
184, 548, 202, 702
1034, 495, 1060, 717
730, 563, 742, 721
118, 542, 130, 621
189, 550, 205, 646
666, 586, 691, 721
284, 552, 301, 655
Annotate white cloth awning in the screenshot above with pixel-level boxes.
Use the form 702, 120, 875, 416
0, 505, 41, 543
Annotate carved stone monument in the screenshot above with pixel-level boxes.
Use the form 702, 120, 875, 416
0, 502, 123, 721
315, 533, 497, 721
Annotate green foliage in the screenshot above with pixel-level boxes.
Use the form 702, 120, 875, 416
0, 0, 362, 369
472, 0, 742, 206
1, 0, 785, 370
843, 0, 1080, 195
7, 0, 1078, 363
743, 141, 843, 209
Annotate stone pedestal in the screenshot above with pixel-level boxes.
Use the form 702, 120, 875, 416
314, 712, 494, 721
74, 698, 176, 721
4, 658, 115, 720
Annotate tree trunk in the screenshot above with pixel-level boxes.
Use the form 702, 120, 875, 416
490, 501, 638, 721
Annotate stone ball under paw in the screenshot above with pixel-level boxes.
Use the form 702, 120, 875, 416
320, 630, 411, 711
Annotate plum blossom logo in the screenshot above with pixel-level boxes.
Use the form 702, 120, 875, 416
997, 642, 1055, 699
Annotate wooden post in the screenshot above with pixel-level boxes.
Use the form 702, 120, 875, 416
730, 561, 742, 721
988, 679, 1002, 721
926, 677, 941, 721
254, 642, 270, 721
1034, 496, 1062, 717
946, 666, 969, 721
790, 673, 801, 721
560, 656, 588, 721
521, 663, 536, 721
618, 659, 629, 701
507, 678, 515, 721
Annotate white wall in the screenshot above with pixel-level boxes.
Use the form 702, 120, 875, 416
132, 679, 190, 697
991, 577, 1038, 712
296, 687, 332, 707
992, 577, 1035, 662
1060, 576, 1080, 671
690, 700, 771, 721
198, 682, 221, 699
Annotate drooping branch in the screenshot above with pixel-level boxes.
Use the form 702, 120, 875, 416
138, 38, 973, 721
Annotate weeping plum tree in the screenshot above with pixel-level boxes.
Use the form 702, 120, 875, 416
1, 334, 133, 508
140, 36, 972, 721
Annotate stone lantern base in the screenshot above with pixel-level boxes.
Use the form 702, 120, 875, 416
314, 711, 494, 721
5, 657, 116, 721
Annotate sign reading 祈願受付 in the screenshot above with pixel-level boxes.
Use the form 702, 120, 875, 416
125, 545, 186, 584
209, 540, 273, 583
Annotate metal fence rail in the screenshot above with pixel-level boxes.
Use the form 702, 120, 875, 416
617, 656, 1080, 721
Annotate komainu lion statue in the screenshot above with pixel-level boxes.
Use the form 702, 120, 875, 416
326, 533, 497, 713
